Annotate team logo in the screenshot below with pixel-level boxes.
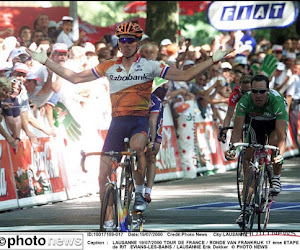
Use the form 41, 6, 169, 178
116, 67, 122, 72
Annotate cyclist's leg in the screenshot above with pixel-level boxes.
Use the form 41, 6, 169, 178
129, 117, 149, 211
99, 117, 128, 225
145, 142, 161, 203
268, 130, 283, 194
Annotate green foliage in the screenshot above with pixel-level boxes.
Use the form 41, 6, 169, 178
51, 1, 144, 27
179, 12, 220, 46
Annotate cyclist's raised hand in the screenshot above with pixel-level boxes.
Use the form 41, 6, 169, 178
26, 47, 48, 65
212, 47, 235, 63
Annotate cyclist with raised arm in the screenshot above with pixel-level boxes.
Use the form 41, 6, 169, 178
225, 74, 288, 225
218, 74, 252, 143
26, 21, 234, 229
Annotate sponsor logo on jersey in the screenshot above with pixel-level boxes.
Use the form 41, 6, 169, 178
109, 74, 147, 81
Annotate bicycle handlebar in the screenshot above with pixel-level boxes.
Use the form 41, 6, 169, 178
232, 142, 280, 154
219, 126, 233, 133
80, 150, 137, 173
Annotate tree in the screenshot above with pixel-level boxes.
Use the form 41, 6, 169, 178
145, 1, 179, 45
269, 0, 300, 44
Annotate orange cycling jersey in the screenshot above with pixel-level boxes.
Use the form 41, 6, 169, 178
92, 56, 169, 117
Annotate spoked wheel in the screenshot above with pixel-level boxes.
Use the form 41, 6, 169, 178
100, 183, 118, 231
258, 166, 273, 231
242, 166, 256, 231
237, 149, 245, 208
118, 165, 135, 231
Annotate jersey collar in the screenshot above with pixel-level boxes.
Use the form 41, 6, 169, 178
116, 54, 142, 64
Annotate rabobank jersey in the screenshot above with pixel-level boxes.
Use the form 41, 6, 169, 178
92, 56, 169, 117
235, 89, 288, 121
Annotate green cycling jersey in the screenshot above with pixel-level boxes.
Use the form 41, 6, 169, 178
235, 89, 288, 122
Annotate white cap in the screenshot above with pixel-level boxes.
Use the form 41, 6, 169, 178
0, 62, 10, 71
182, 60, 195, 67
237, 44, 253, 54
272, 44, 283, 52
110, 35, 118, 48
26, 71, 41, 82
10, 47, 30, 60
234, 55, 247, 65
62, 16, 73, 22
13, 62, 29, 74
83, 42, 96, 53
276, 62, 285, 71
160, 38, 172, 46
286, 52, 296, 59
221, 62, 232, 70
48, 20, 57, 28
53, 43, 68, 52
141, 34, 150, 41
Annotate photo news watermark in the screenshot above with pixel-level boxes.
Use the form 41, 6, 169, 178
0, 234, 83, 250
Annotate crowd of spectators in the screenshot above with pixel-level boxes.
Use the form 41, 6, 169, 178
0, 13, 300, 153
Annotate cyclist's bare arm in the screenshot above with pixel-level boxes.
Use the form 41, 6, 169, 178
165, 58, 215, 82
44, 59, 97, 84
275, 119, 287, 155
223, 106, 235, 130
230, 115, 245, 144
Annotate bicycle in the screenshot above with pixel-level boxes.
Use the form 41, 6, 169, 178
219, 126, 244, 209
80, 138, 144, 232
232, 142, 279, 231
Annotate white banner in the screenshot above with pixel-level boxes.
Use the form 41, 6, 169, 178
207, 1, 299, 31
1, 232, 300, 249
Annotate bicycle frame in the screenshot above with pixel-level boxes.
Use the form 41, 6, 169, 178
233, 142, 279, 231
80, 141, 137, 232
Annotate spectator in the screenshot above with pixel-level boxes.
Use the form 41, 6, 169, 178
30, 30, 44, 48
189, 72, 221, 119
10, 63, 38, 144
48, 20, 58, 43
140, 34, 151, 45
0, 77, 19, 152
276, 52, 296, 95
285, 60, 300, 147
157, 38, 172, 60
56, 16, 86, 49
2, 77, 22, 150
139, 43, 158, 60
33, 13, 50, 37
272, 44, 283, 61
17, 26, 32, 48
94, 40, 107, 54
0, 64, 10, 77
270, 62, 286, 89
97, 47, 112, 61
0, 27, 14, 38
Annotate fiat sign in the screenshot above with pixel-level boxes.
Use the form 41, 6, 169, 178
207, 1, 299, 31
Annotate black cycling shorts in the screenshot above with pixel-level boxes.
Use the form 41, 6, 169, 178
245, 117, 276, 145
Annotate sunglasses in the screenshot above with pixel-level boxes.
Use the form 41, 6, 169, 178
119, 37, 137, 44
251, 89, 268, 94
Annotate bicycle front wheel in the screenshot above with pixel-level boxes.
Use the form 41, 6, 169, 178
118, 164, 135, 231
258, 165, 272, 231
100, 183, 119, 231
242, 166, 256, 231
237, 149, 245, 208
